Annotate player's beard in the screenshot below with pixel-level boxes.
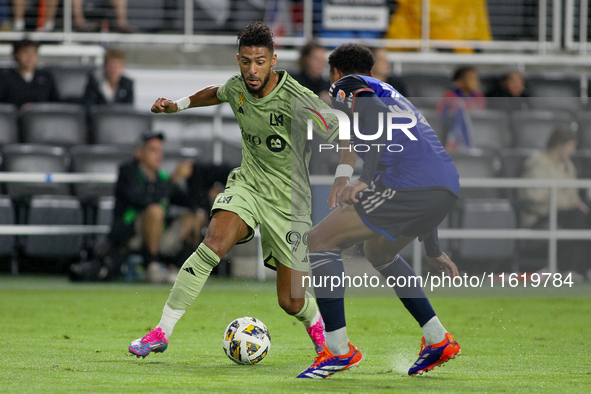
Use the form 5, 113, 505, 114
242, 71, 271, 95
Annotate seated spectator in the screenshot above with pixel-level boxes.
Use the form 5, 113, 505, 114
439, 66, 486, 110
371, 48, 408, 97
486, 70, 529, 112
519, 126, 590, 279
292, 41, 330, 98
109, 132, 207, 283
83, 48, 133, 106
437, 66, 486, 150
0, 39, 59, 109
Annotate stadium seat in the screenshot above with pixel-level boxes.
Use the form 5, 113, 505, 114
221, 140, 243, 167
70, 145, 132, 199
457, 198, 516, 267
21, 103, 87, 147
526, 74, 583, 112
468, 109, 512, 150
448, 148, 501, 198
575, 112, 591, 149
0, 195, 15, 258
46, 64, 96, 103
151, 112, 215, 146
2, 144, 70, 198
572, 149, 591, 178
94, 196, 114, 253
219, 117, 243, 166
510, 110, 573, 149
220, 116, 242, 144
90, 105, 152, 145
479, 73, 499, 96
0, 104, 19, 146
498, 147, 540, 203
192, 140, 215, 163
404, 73, 451, 109
498, 148, 540, 178
22, 195, 84, 260
161, 146, 200, 175
448, 148, 500, 178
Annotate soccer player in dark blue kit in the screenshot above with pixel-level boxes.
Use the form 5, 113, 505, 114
298, 44, 462, 379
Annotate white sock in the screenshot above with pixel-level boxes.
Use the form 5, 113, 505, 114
309, 309, 321, 328
156, 303, 185, 339
422, 316, 447, 345
325, 327, 350, 355
14, 19, 25, 31
37, 20, 54, 31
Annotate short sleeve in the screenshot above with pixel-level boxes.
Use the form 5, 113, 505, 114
216, 81, 229, 103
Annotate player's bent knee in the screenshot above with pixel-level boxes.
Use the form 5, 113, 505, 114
278, 296, 304, 316
201, 240, 228, 259
308, 226, 335, 253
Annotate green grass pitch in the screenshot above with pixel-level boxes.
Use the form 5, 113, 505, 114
1, 275, 590, 394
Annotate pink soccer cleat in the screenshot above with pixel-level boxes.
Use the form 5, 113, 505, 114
129, 327, 169, 358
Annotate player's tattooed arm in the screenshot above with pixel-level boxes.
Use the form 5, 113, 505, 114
328, 139, 358, 209
151, 85, 222, 113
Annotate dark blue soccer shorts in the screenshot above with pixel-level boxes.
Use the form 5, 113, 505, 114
354, 183, 458, 242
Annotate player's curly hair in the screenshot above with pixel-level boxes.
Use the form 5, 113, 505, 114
237, 21, 274, 54
328, 44, 374, 76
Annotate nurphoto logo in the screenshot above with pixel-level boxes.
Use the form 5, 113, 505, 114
304, 102, 419, 153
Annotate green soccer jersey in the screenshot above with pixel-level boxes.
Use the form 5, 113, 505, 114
216, 70, 339, 215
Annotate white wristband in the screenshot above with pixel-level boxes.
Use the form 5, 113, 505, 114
174, 96, 191, 112
334, 164, 354, 180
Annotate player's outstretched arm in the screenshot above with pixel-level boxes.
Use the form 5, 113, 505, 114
151, 85, 222, 114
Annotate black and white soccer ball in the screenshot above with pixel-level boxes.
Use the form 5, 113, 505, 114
222, 317, 271, 365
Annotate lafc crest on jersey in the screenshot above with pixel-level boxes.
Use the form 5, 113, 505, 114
237, 92, 245, 114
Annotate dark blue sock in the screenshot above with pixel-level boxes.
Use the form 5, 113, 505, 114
310, 251, 346, 332
374, 255, 436, 327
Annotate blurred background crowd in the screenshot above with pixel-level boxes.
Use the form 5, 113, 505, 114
1, 0, 591, 283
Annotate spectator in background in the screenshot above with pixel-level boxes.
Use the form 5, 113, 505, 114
486, 70, 529, 112
519, 126, 590, 279
11, 0, 59, 31
72, 0, 136, 32
292, 41, 330, 98
371, 47, 408, 97
439, 66, 486, 110
437, 66, 486, 150
0, 39, 59, 109
83, 48, 134, 106
109, 132, 207, 283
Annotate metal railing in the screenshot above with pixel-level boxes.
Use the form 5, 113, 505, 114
0, 174, 590, 278
310, 176, 591, 276
565, 0, 590, 53
0, 0, 569, 54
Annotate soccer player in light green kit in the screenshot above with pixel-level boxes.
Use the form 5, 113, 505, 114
128, 22, 339, 361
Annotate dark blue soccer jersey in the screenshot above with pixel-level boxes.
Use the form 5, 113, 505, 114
329, 75, 460, 195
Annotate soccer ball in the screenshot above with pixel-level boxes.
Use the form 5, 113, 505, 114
222, 317, 271, 365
